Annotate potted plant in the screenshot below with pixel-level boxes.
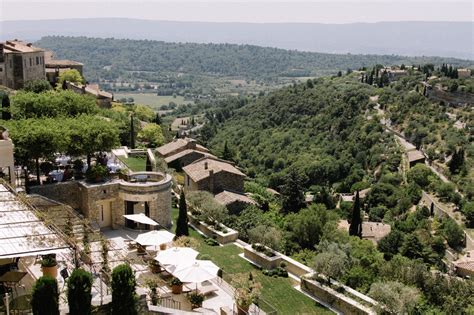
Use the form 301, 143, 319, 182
145, 278, 160, 306
188, 292, 204, 309
169, 277, 183, 294
41, 254, 58, 278
159, 243, 167, 250
148, 260, 162, 274
85, 164, 109, 183
232, 273, 262, 315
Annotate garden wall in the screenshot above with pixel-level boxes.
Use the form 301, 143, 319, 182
29, 181, 81, 210
243, 245, 282, 270
301, 275, 376, 315
188, 213, 239, 244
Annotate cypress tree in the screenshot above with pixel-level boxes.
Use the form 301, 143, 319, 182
111, 264, 137, 315
67, 269, 93, 315
175, 190, 189, 237
222, 141, 232, 161
349, 191, 362, 238
130, 113, 135, 149
448, 147, 465, 175
1, 94, 11, 120
31, 276, 60, 315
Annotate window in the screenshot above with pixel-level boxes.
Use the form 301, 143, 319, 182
101, 205, 104, 221
24, 59, 26, 67
36, 56, 39, 65
187, 175, 190, 186
0, 67, 2, 72
29, 58, 32, 67
9, 59, 12, 68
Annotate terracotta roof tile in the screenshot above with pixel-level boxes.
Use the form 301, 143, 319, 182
183, 157, 245, 182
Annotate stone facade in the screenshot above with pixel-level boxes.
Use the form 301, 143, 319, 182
28, 171, 173, 230
0, 41, 46, 89
185, 170, 244, 194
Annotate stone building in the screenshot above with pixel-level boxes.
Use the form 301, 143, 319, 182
214, 190, 256, 215
457, 68, 471, 79
156, 137, 213, 171
0, 40, 46, 89
183, 157, 245, 194
44, 50, 84, 86
30, 171, 173, 230
66, 82, 113, 108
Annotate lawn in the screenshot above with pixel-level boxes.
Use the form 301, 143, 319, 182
171, 208, 331, 315
114, 93, 193, 110
119, 156, 146, 172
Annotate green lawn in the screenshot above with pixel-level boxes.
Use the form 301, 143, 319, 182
171, 208, 331, 315
119, 156, 146, 172
114, 93, 193, 109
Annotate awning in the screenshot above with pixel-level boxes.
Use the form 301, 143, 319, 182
123, 213, 159, 226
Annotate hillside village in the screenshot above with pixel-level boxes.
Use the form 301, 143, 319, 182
0, 37, 473, 315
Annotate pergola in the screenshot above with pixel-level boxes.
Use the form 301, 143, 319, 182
0, 184, 70, 259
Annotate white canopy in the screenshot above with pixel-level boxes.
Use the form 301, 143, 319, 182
155, 247, 199, 266
135, 230, 175, 246
171, 260, 219, 283
123, 213, 159, 226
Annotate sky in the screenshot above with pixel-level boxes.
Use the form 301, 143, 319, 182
1, 0, 472, 23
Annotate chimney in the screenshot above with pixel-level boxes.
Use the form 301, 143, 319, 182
26, 43, 32, 47
209, 170, 214, 193
204, 161, 208, 170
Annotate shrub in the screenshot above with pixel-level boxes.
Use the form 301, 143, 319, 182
204, 238, 219, 246
111, 264, 137, 315
31, 276, 59, 315
86, 164, 110, 183
67, 268, 93, 315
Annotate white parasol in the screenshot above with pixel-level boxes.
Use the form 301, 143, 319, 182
123, 213, 159, 226
135, 230, 175, 246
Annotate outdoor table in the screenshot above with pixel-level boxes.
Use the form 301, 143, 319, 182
107, 163, 121, 173
48, 170, 64, 182
55, 156, 71, 166
0, 271, 27, 297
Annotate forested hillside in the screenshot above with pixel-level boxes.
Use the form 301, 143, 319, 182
202, 76, 396, 192
35, 36, 471, 83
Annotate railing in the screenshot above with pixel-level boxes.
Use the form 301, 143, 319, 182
157, 297, 182, 310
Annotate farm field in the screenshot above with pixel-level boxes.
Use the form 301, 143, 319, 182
114, 93, 193, 109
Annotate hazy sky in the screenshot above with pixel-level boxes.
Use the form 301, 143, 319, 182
1, 0, 472, 23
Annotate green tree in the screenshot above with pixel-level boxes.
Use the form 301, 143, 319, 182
137, 123, 164, 147
67, 268, 93, 315
400, 233, 424, 259
441, 218, 464, 248
56, 69, 84, 88
280, 168, 306, 214
23, 79, 52, 93
133, 104, 155, 122
111, 264, 137, 315
175, 190, 189, 237
222, 140, 233, 161
462, 202, 474, 228
349, 191, 362, 237
369, 281, 420, 314
378, 230, 404, 260
407, 164, 433, 188
5, 118, 67, 183
1, 92, 11, 120
31, 276, 59, 315
313, 243, 350, 282
448, 147, 465, 175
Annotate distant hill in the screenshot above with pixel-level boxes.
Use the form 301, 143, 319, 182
2, 18, 473, 59
34, 36, 471, 83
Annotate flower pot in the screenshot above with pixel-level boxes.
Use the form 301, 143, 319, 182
160, 243, 167, 250
150, 264, 161, 274
237, 304, 249, 315
42, 265, 58, 278
171, 284, 183, 294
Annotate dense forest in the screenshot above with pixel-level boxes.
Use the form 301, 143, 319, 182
36, 36, 472, 83
197, 75, 474, 313
202, 77, 396, 192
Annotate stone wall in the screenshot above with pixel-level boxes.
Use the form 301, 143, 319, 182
78, 180, 121, 228
188, 213, 238, 244
301, 275, 376, 315
243, 245, 282, 270
29, 181, 82, 210
212, 172, 244, 194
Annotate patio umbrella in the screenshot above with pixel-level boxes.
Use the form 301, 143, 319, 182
155, 247, 198, 266
123, 213, 159, 226
135, 230, 175, 246
171, 260, 219, 283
